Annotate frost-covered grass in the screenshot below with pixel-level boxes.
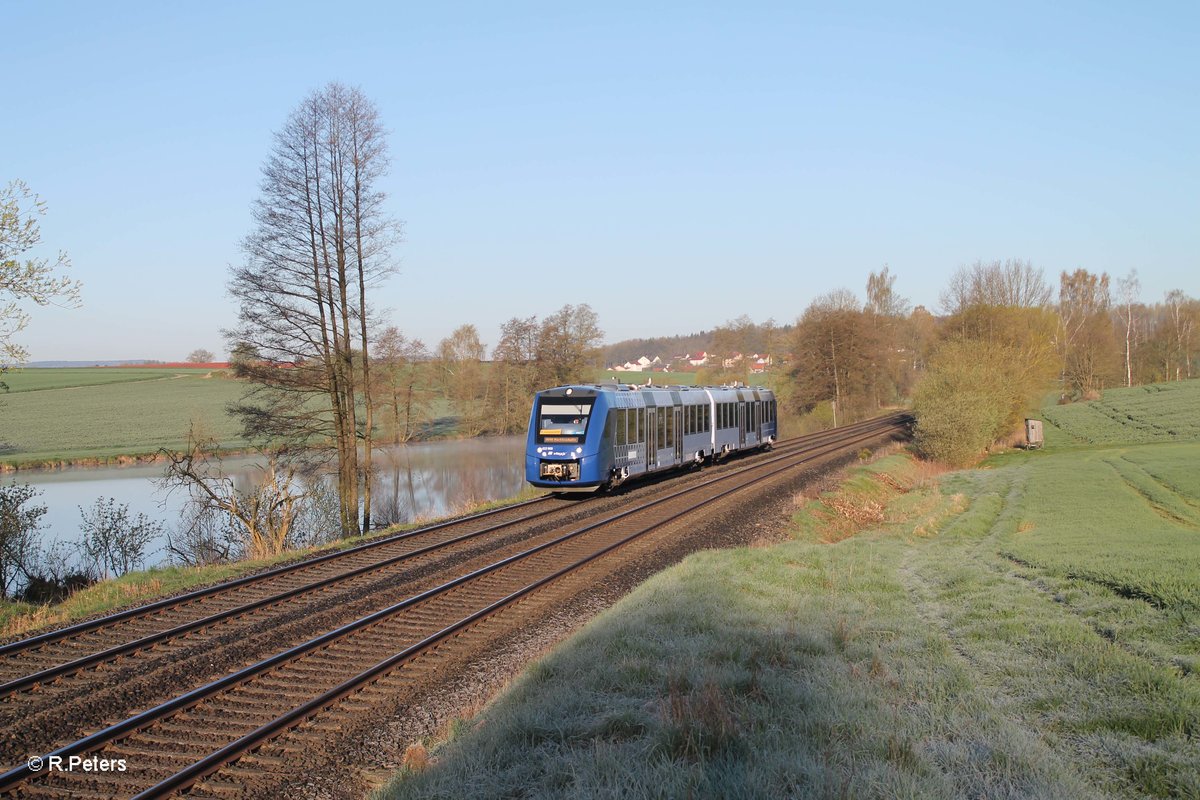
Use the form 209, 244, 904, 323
1041, 380, 1200, 445
379, 444, 1200, 800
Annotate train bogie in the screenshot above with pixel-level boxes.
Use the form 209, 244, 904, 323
525, 383, 777, 492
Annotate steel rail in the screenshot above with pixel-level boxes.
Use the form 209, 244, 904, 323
133, 419, 905, 799
0, 418, 897, 696
0, 413, 901, 667
0, 495, 555, 659
0, 496, 576, 696
0, 416, 906, 797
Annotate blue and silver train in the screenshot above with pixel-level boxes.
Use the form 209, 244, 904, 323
525, 384, 778, 492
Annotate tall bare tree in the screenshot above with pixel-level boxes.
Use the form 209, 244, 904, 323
1058, 269, 1114, 398
1116, 270, 1140, 387
227, 83, 400, 537
1163, 289, 1196, 380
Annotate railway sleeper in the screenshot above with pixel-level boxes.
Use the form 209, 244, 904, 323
239, 752, 292, 768
184, 708, 279, 726
128, 731, 202, 749
106, 743, 197, 764
24, 784, 120, 798
185, 778, 246, 797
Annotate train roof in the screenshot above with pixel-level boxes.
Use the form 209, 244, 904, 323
536, 383, 774, 397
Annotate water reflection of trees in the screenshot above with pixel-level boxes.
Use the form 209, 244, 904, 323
369, 438, 525, 528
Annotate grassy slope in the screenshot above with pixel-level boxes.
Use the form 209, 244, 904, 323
380, 383, 1200, 800
0, 369, 248, 465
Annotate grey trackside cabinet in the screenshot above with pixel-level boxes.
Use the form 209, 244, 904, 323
1025, 418, 1044, 449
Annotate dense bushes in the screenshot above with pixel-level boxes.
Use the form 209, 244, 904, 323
912, 339, 1039, 466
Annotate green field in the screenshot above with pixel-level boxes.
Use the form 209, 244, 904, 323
0, 368, 248, 465
1041, 380, 1200, 445
379, 382, 1200, 800
0, 367, 211, 393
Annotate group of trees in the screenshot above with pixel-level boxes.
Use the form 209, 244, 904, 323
782, 258, 1196, 466
785, 267, 932, 428
787, 260, 1190, 465
432, 303, 604, 436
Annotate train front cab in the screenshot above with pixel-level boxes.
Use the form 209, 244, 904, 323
525, 387, 608, 492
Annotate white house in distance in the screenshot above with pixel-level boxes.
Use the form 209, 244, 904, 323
612, 355, 663, 373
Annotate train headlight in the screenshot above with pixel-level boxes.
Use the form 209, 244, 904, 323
576, 447, 583, 454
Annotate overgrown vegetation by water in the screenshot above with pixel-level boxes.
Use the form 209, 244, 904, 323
379, 386, 1200, 800
0, 488, 542, 641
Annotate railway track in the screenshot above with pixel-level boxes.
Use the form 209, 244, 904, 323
0, 416, 896, 699
0, 414, 908, 798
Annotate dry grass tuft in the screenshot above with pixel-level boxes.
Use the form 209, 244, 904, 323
909, 457, 952, 488
401, 743, 429, 773
1, 604, 54, 639
825, 496, 886, 525
120, 578, 162, 599
658, 676, 741, 761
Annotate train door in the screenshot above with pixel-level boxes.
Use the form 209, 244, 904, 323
737, 403, 746, 448
646, 407, 657, 469
673, 405, 683, 464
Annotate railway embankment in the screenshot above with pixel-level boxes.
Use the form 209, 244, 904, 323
378, 382, 1200, 800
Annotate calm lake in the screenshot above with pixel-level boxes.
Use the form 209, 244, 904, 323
15, 436, 528, 569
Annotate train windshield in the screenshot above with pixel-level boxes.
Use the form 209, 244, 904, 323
536, 400, 594, 444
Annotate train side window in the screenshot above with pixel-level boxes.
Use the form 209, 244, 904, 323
665, 412, 673, 448
615, 409, 627, 446
658, 410, 666, 449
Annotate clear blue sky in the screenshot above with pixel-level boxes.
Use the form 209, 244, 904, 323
7, 1, 1197, 361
